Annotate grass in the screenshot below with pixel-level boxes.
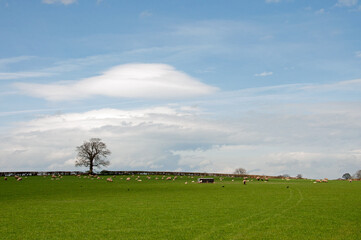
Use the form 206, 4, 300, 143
0, 175, 360, 239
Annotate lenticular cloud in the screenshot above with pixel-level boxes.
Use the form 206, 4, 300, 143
15, 63, 218, 101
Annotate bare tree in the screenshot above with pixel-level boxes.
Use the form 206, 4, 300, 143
234, 168, 247, 175
296, 174, 302, 179
75, 138, 111, 174
353, 170, 361, 179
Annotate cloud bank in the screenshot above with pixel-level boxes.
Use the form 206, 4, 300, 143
15, 63, 217, 101
3, 78, 361, 179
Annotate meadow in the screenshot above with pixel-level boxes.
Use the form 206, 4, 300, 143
0, 175, 360, 240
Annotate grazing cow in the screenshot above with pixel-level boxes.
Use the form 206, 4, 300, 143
243, 180, 246, 185
349, 180, 352, 183
126, 177, 131, 181
166, 177, 172, 180
106, 178, 113, 182
185, 182, 188, 184
4, 177, 7, 181
256, 177, 260, 181
17, 177, 22, 181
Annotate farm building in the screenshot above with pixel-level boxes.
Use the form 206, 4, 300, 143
197, 178, 214, 183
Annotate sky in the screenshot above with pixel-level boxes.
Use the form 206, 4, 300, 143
0, 0, 361, 179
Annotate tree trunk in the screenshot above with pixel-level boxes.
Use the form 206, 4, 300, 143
89, 158, 93, 175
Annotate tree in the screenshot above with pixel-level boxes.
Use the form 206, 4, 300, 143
342, 173, 352, 180
353, 170, 361, 179
296, 174, 302, 179
234, 168, 247, 175
75, 138, 111, 174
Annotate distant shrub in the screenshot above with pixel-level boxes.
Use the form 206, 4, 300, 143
100, 170, 111, 175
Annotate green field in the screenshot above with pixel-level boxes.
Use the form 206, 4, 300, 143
1, 175, 360, 240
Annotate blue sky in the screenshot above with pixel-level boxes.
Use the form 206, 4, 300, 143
1, 0, 361, 179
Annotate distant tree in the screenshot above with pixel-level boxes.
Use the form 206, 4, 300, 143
353, 170, 361, 179
75, 138, 111, 174
234, 168, 247, 175
282, 174, 290, 178
296, 174, 302, 179
342, 173, 352, 180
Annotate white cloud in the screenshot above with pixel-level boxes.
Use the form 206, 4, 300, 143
315, 8, 325, 14
0, 54, 117, 80
265, 0, 281, 3
0, 56, 35, 67
15, 63, 218, 101
0, 71, 52, 80
356, 51, 361, 57
300, 78, 361, 92
140, 10, 153, 18
0, 108, 59, 117
336, 0, 358, 7
254, 71, 273, 77
42, 0, 77, 5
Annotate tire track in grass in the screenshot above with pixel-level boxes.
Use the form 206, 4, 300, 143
193, 185, 296, 240
229, 186, 304, 240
